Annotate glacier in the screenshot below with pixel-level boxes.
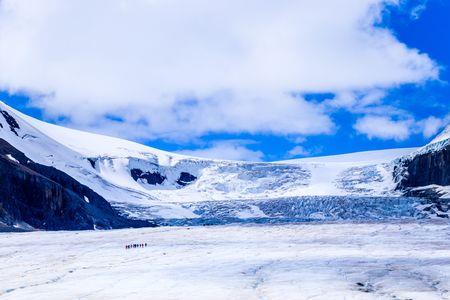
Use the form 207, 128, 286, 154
1, 222, 450, 299
119, 196, 444, 226
0, 101, 424, 221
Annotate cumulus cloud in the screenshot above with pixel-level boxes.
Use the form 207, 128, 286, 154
325, 90, 387, 111
419, 116, 445, 138
324, 89, 414, 119
287, 146, 311, 158
0, 0, 438, 142
177, 140, 264, 161
418, 115, 450, 138
354, 114, 450, 141
354, 116, 412, 141
409, 0, 428, 20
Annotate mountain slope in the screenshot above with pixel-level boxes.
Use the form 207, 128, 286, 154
395, 125, 450, 199
430, 125, 450, 145
2, 101, 447, 223
0, 138, 153, 230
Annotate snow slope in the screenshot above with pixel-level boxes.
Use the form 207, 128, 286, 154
281, 148, 416, 165
276, 149, 416, 197
431, 125, 450, 144
404, 124, 450, 158
1, 222, 450, 300
0, 101, 420, 219
16, 106, 182, 164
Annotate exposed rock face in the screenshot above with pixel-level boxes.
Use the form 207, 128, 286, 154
130, 168, 198, 187
176, 172, 197, 186
0, 139, 155, 231
87, 158, 97, 169
395, 144, 450, 198
1, 109, 20, 136
131, 169, 166, 185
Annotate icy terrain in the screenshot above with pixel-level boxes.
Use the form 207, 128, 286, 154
119, 196, 444, 225
431, 125, 450, 145
1, 222, 450, 300
0, 101, 420, 220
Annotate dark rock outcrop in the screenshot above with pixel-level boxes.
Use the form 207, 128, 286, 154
131, 169, 166, 185
1, 109, 20, 136
0, 138, 155, 231
396, 144, 450, 187
395, 144, 450, 198
87, 158, 97, 169
176, 172, 197, 186
130, 169, 197, 187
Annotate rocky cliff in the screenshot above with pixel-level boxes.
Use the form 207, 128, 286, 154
395, 140, 450, 199
0, 138, 154, 231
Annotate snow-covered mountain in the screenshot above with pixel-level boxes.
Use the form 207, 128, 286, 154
431, 125, 450, 145
0, 101, 448, 224
394, 124, 450, 199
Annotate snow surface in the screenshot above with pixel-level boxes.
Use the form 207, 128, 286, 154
5, 154, 19, 163
279, 148, 416, 165
404, 124, 450, 159
11, 104, 182, 165
1, 222, 450, 300
124, 196, 439, 225
431, 125, 450, 145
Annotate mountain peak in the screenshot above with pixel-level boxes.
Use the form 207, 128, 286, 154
430, 125, 450, 145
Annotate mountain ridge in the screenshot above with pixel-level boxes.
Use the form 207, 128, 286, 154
0, 100, 449, 229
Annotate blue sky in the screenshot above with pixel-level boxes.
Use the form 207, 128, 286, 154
0, 0, 449, 161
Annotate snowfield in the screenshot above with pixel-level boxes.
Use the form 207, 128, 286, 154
1, 222, 450, 300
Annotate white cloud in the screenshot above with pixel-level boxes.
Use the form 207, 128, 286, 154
287, 146, 311, 158
354, 114, 450, 141
417, 115, 450, 138
410, 1, 428, 20
324, 89, 414, 119
0, 0, 438, 141
326, 90, 386, 111
354, 115, 413, 141
177, 140, 264, 161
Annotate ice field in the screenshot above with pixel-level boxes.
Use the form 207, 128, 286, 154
1, 221, 450, 300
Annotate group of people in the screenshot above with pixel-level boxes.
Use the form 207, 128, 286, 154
125, 243, 148, 249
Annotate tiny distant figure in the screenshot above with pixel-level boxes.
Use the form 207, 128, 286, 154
126, 243, 149, 249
